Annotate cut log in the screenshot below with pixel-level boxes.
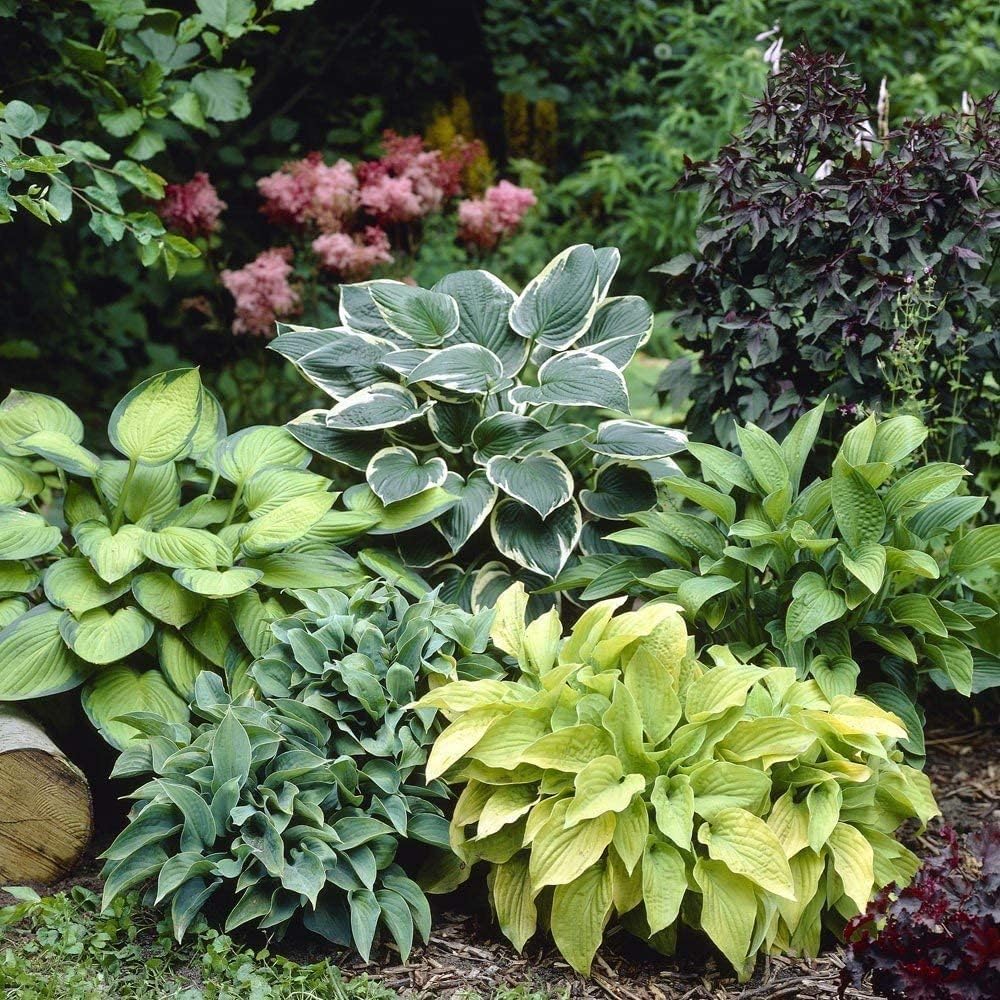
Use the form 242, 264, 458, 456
0, 704, 92, 884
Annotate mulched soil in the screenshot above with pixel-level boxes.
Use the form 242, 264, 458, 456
5, 702, 999, 1000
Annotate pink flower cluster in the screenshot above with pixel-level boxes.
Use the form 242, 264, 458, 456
458, 181, 537, 250
312, 227, 393, 281
158, 172, 226, 238
220, 247, 300, 337
257, 152, 359, 232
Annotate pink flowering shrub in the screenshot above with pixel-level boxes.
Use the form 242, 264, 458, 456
312, 226, 393, 281
219, 247, 300, 337
257, 153, 359, 232
158, 172, 226, 238
458, 181, 537, 249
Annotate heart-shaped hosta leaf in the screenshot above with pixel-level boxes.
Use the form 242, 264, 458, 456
285, 411, 384, 471
245, 551, 368, 590
324, 383, 431, 432
0, 506, 62, 560
491, 498, 582, 578
472, 413, 548, 464
509, 350, 629, 411
368, 281, 460, 345
840, 543, 887, 593
140, 526, 232, 570
580, 463, 657, 520
785, 573, 847, 643
16, 430, 102, 477
97, 461, 181, 524
573, 295, 653, 367
0, 457, 41, 505
242, 466, 333, 518
436, 471, 497, 551
339, 283, 399, 339
73, 521, 145, 583
43, 557, 132, 615
82, 664, 188, 748
173, 567, 264, 598
434, 270, 526, 376
587, 419, 688, 460
216, 425, 310, 486
427, 401, 481, 454
295, 331, 396, 400
486, 452, 574, 519
408, 344, 507, 396
108, 368, 203, 466
0, 605, 93, 699
367, 446, 449, 505
239, 492, 335, 557
0, 389, 83, 456
59, 606, 155, 665
509, 244, 601, 350
131, 571, 206, 628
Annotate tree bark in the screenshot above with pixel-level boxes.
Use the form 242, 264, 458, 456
0, 704, 92, 884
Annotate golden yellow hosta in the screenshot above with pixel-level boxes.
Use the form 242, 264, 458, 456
417, 584, 937, 979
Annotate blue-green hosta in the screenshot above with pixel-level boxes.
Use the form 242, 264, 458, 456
101, 583, 505, 959
0, 371, 373, 746
416, 584, 937, 980
275, 244, 687, 609
552, 403, 1000, 758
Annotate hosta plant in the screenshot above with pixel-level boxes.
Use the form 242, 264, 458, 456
416, 584, 937, 980
554, 403, 1000, 758
0, 371, 372, 746
275, 243, 687, 608
102, 584, 505, 958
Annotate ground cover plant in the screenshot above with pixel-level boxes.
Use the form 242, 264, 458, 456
277, 243, 687, 609
0, 369, 376, 746
417, 584, 937, 980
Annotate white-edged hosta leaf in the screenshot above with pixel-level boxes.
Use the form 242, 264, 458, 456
486, 452, 573, 519
0, 389, 83, 456
595, 246, 620, 296
574, 295, 653, 363
434, 269, 526, 376
408, 344, 507, 396
471, 412, 547, 464
427, 400, 480, 453
367, 446, 448, 505
585, 420, 687, 461
295, 331, 397, 400
580, 463, 657, 520
268, 325, 341, 364
378, 347, 432, 377
435, 470, 497, 551
72, 521, 145, 583
491, 498, 582, 578
242, 466, 333, 517
324, 383, 431, 432
239, 492, 335, 557
216, 425, 310, 486
339, 283, 399, 339
43, 557, 131, 615
82, 664, 188, 748
108, 368, 202, 466
140, 526, 232, 570
0, 506, 62, 559
369, 281, 460, 345
285, 411, 383, 471
97, 461, 181, 524
59, 605, 154, 664
173, 567, 263, 598
16, 430, 101, 476
509, 244, 601, 350
131, 571, 205, 627
0, 605, 93, 699
509, 350, 628, 411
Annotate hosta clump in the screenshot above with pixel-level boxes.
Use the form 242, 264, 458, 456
275, 243, 687, 607
417, 584, 938, 980
0, 371, 372, 747
556, 402, 1000, 757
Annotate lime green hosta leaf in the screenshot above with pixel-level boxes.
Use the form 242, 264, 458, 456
0, 507, 62, 560
108, 368, 203, 466
217, 425, 310, 486
832, 459, 886, 549
186, 386, 227, 466
0, 389, 83, 456
368, 281, 460, 345
840, 543, 886, 593
529, 807, 616, 890
518, 723, 614, 773
486, 452, 573, 520
612, 796, 649, 876
0, 560, 40, 593
735, 423, 788, 495
785, 572, 847, 643
488, 853, 536, 952
43, 557, 131, 615
688, 761, 772, 821
684, 662, 768, 723
491, 498, 582, 578
408, 344, 507, 395
766, 791, 810, 860
366, 446, 448, 506
826, 822, 875, 912
425, 711, 499, 781
870, 414, 928, 465
141, 526, 232, 570
718, 717, 817, 765
436, 470, 497, 551
887, 594, 948, 636
565, 755, 645, 825
346, 483, 456, 536
246, 551, 367, 590
642, 839, 686, 935
158, 630, 212, 701
131, 571, 205, 628
82, 664, 188, 748
16, 430, 101, 476
242, 466, 333, 518
949, 524, 1000, 573
809, 654, 860, 700
0, 597, 29, 628
650, 774, 694, 850
73, 521, 145, 582
693, 858, 757, 979
173, 567, 263, 598
59, 606, 154, 664
699, 807, 795, 899
239, 492, 334, 557
0, 605, 94, 698
98, 461, 181, 524
0, 458, 41, 506
623, 647, 682, 745
806, 780, 842, 853
509, 350, 629, 411
550, 860, 613, 975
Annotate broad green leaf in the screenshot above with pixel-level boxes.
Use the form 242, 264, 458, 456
565, 756, 645, 825
676, 575, 739, 617
509, 244, 601, 350
906, 496, 986, 538
488, 853, 536, 952
586, 419, 687, 461
369, 281, 460, 345
108, 369, 202, 465
780, 400, 825, 493
509, 350, 628, 411
870, 415, 928, 465
345, 483, 456, 535
924, 636, 974, 696
642, 839, 686, 934
735, 423, 788, 495
73, 521, 145, 583
693, 858, 756, 978
574, 295, 652, 366
840, 543, 886, 593
684, 662, 767, 723
158, 630, 212, 700
212, 708, 252, 791
806, 780, 842, 853
529, 808, 615, 889
186, 386, 227, 465
324, 382, 431, 432
486, 452, 573, 519
949, 525, 1000, 573
687, 442, 757, 492
883, 463, 967, 516
688, 761, 772, 821
239, 492, 334, 556
173, 567, 263, 598
491, 498, 582, 578
140, 526, 231, 570
132, 571, 205, 627
43, 557, 131, 615
785, 573, 847, 643
0, 605, 93, 698
98, 461, 181, 524
0, 561, 40, 593
82, 664, 188, 748
839, 414, 877, 466
59, 606, 154, 664
16, 430, 101, 476
0, 389, 83, 456
408, 344, 506, 395
247, 551, 368, 590
699, 807, 794, 899
519, 724, 615, 772
663, 475, 736, 525
0, 507, 61, 560
887, 594, 947, 636
809, 654, 860, 700
367, 447, 448, 506
217, 425, 310, 485
827, 822, 875, 912
550, 860, 612, 975
242, 466, 332, 517
832, 459, 885, 548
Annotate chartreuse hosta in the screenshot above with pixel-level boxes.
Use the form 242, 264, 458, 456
553, 403, 1000, 759
275, 244, 687, 611
101, 583, 505, 959
0, 371, 376, 747
416, 584, 937, 980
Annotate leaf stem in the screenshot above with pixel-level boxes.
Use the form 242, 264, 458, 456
111, 458, 137, 532
224, 483, 245, 527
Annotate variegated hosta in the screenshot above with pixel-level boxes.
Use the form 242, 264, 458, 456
553, 402, 1000, 759
0, 373, 374, 747
416, 584, 937, 980
275, 244, 687, 608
